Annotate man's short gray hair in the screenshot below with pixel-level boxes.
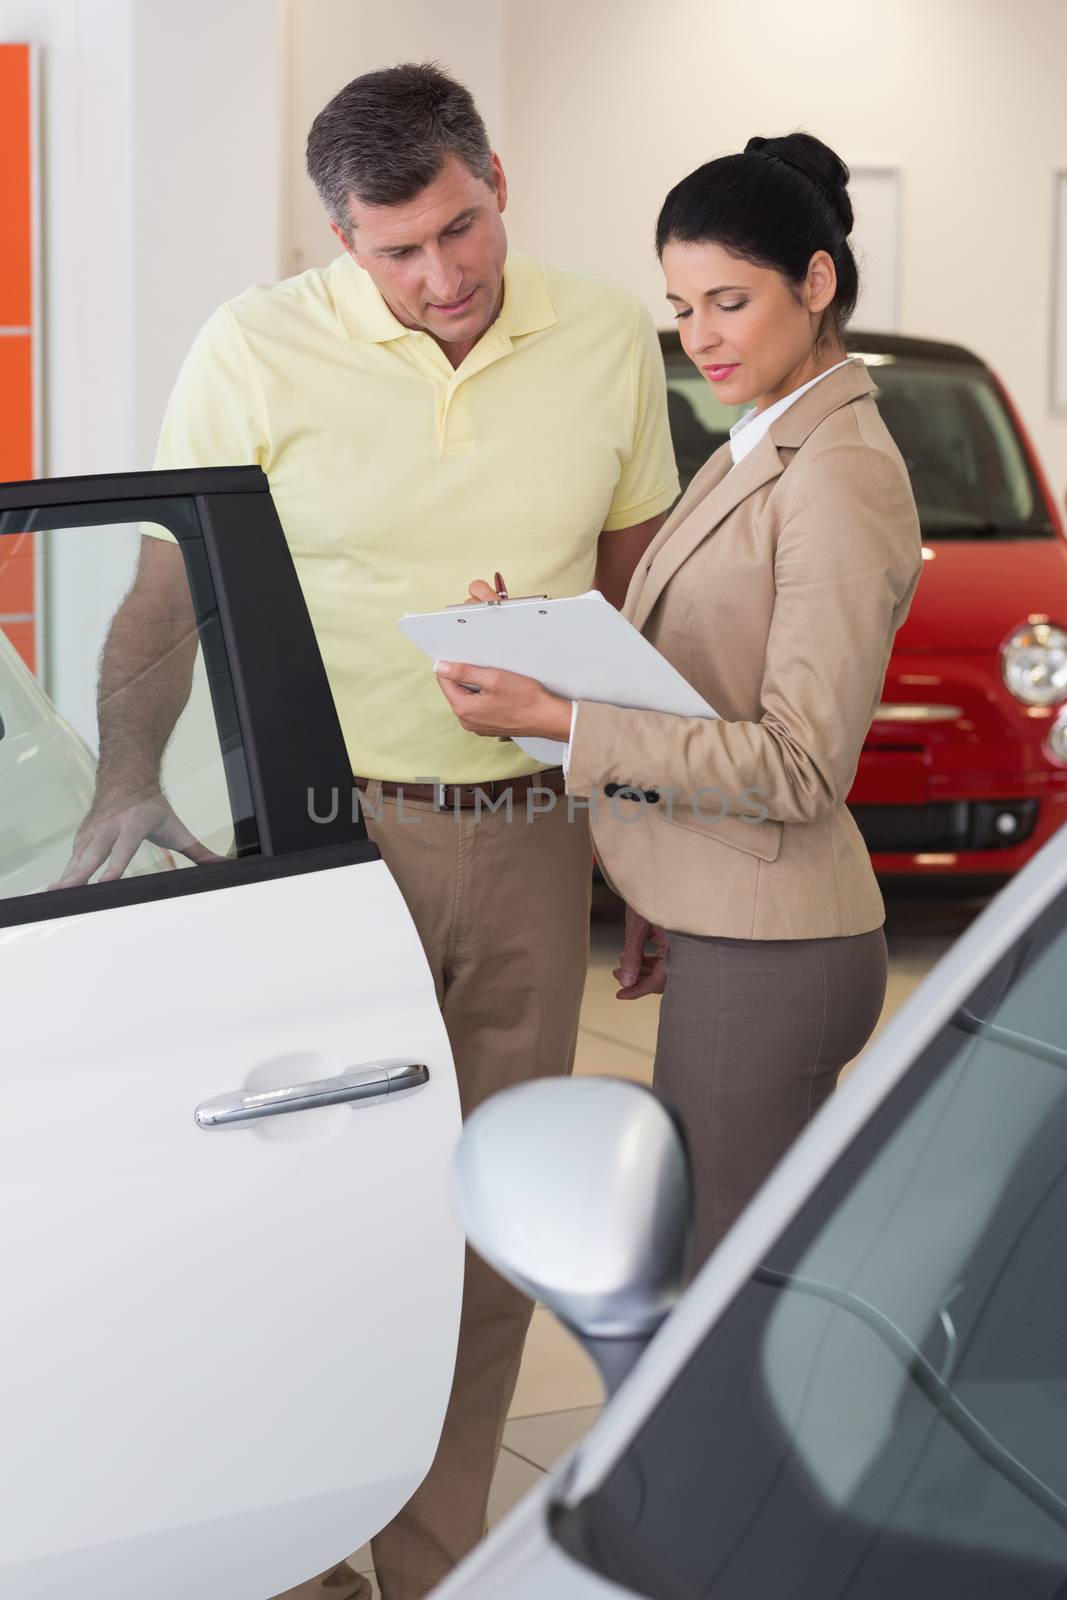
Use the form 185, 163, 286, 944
306, 61, 494, 236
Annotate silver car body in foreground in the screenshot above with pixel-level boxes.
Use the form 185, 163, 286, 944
439, 819, 1067, 1598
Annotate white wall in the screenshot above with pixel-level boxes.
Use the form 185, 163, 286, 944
131, 1, 284, 468
501, 0, 1067, 498
282, 0, 1067, 503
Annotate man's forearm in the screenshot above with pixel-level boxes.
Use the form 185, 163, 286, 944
94, 600, 198, 801
594, 513, 667, 608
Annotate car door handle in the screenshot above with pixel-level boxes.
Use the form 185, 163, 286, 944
195, 1060, 429, 1129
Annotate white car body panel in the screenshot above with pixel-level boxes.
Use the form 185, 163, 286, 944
1, 859, 463, 1598
436, 823, 1067, 1598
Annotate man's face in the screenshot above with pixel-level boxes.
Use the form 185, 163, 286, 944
333, 153, 509, 353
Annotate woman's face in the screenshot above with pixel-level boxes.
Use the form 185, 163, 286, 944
661, 239, 841, 412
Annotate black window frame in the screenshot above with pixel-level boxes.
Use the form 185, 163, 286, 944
0, 466, 376, 930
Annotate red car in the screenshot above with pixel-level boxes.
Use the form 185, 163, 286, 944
660, 329, 1067, 878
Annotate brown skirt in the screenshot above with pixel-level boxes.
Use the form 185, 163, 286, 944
654, 926, 888, 1271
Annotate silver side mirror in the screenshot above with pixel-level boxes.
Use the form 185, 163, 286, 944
453, 1077, 690, 1397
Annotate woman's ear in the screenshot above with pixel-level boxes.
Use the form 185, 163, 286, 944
805, 250, 838, 315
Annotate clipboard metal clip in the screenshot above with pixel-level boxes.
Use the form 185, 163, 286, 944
445, 594, 550, 610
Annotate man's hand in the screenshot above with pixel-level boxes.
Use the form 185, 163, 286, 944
434, 660, 571, 742
614, 903, 669, 1000
51, 790, 223, 889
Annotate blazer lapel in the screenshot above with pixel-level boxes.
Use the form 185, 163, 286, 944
628, 358, 879, 633
630, 433, 784, 631
769, 355, 876, 449
622, 444, 732, 622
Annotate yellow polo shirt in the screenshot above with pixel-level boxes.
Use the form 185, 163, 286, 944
153, 251, 679, 780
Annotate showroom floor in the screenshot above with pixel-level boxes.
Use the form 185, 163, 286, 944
351, 883, 991, 1592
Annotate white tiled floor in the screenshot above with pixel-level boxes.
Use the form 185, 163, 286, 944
351, 881, 990, 1593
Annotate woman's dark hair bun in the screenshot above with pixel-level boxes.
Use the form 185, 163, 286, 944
655, 129, 860, 350
744, 132, 853, 236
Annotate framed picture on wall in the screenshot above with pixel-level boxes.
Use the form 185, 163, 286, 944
849, 166, 901, 335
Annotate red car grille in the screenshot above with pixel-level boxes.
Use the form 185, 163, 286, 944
850, 799, 1039, 853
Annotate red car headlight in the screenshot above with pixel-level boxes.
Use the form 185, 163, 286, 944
1046, 710, 1067, 764
1001, 622, 1067, 706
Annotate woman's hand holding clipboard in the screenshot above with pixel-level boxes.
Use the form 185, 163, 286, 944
400, 577, 718, 765
431, 571, 573, 745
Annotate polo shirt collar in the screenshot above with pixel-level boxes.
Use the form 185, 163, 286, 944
328, 249, 557, 346
497, 252, 557, 340
329, 254, 411, 343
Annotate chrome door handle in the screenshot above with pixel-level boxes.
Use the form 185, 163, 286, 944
195, 1060, 429, 1130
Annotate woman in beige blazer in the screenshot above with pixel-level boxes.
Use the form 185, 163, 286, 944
436, 132, 923, 1267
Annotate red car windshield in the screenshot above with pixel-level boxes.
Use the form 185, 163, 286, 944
663, 354, 1054, 540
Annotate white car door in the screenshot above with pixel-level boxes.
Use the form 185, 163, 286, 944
0, 468, 463, 1598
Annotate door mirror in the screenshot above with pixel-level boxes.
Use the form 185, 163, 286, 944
453, 1077, 690, 1396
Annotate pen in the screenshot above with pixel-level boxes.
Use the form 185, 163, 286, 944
492, 571, 512, 739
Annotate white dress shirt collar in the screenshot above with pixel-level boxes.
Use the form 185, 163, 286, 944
728, 357, 853, 467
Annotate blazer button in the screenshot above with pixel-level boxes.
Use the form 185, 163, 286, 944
605, 782, 660, 803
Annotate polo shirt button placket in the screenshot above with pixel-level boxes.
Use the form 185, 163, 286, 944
440, 378, 474, 457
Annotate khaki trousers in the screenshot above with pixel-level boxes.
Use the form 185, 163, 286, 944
272, 782, 592, 1600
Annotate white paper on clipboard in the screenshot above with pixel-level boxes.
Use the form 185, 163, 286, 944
398, 589, 718, 765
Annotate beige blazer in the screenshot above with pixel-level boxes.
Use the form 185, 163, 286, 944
567, 358, 923, 940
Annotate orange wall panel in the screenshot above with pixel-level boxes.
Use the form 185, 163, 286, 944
0, 45, 33, 328
1, 620, 35, 675
0, 44, 37, 676
0, 335, 34, 481
0, 531, 35, 612
0, 520, 36, 672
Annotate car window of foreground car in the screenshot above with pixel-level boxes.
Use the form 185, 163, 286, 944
552, 882, 1067, 1598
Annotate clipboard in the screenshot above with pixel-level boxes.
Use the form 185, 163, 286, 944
398, 590, 718, 765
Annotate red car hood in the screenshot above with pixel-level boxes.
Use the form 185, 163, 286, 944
895, 538, 1067, 652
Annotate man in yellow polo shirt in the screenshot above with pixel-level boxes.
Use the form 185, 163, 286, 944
63, 63, 677, 1600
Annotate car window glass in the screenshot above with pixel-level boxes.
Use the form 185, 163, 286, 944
868, 363, 1042, 537
0, 499, 257, 902
554, 885, 1067, 1599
